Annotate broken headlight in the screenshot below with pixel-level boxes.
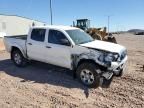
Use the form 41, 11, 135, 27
105, 53, 119, 62
98, 52, 119, 66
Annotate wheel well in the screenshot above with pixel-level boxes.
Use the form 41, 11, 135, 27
11, 46, 21, 59
11, 46, 20, 53
77, 59, 97, 67
77, 59, 106, 71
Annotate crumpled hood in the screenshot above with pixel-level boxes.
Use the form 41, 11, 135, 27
80, 40, 126, 54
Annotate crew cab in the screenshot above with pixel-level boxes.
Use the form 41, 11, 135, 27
4, 26, 128, 88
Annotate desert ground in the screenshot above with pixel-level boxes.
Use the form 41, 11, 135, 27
0, 38, 5, 51
0, 33, 144, 108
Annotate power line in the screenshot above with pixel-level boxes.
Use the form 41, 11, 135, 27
50, 0, 53, 25
106, 15, 113, 35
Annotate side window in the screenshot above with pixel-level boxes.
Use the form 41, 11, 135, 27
31, 29, 46, 42
48, 30, 71, 46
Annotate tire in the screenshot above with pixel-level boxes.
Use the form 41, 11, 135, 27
76, 63, 100, 88
11, 49, 28, 67
101, 76, 113, 88
93, 34, 102, 40
106, 36, 117, 43
115, 69, 123, 77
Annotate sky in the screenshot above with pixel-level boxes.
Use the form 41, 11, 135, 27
0, 0, 144, 31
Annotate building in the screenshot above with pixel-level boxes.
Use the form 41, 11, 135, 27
0, 32, 6, 38
0, 14, 46, 36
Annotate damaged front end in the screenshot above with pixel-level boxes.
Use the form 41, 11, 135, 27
72, 48, 128, 81
91, 49, 128, 80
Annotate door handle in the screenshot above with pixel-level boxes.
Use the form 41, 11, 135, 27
28, 43, 32, 45
46, 46, 51, 48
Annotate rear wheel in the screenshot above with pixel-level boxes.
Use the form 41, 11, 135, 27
76, 63, 100, 88
11, 49, 28, 67
104, 36, 117, 43
92, 34, 102, 40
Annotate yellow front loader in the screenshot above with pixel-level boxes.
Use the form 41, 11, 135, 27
73, 19, 117, 43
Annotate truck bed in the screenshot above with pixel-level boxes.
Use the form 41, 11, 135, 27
4, 35, 27, 54
5, 35, 27, 40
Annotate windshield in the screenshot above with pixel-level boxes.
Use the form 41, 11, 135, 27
66, 29, 94, 45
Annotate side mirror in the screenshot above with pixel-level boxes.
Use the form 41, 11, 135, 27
61, 39, 71, 46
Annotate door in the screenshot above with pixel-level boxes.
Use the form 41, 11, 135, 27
27, 28, 46, 62
45, 29, 72, 69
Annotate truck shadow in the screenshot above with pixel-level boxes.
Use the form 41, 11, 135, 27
0, 59, 112, 98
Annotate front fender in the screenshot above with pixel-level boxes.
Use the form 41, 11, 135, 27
71, 49, 108, 70
71, 52, 98, 69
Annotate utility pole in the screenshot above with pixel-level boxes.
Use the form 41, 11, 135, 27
50, 0, 53, 25
108, 16, 110, 36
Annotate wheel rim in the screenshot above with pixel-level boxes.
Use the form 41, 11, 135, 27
14, 53, 22, 64
80, 69, 95, 85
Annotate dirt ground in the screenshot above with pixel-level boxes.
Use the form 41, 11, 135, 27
0, 33, 144, 108
0, 38, 5, 51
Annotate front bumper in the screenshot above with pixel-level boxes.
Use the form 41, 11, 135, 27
101, 56, 128, 80
109, 56, 128, 72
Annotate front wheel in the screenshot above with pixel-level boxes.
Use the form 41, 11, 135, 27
76, 63, 100, 88
114, 69, 123, 77
11, 49, 28, 67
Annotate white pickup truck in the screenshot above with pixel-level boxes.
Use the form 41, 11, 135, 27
4, 26, 127, 88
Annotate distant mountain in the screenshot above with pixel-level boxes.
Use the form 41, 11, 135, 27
128, 29, 144, 35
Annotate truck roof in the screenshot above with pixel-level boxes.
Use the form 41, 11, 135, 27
31, 25, 79, 31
